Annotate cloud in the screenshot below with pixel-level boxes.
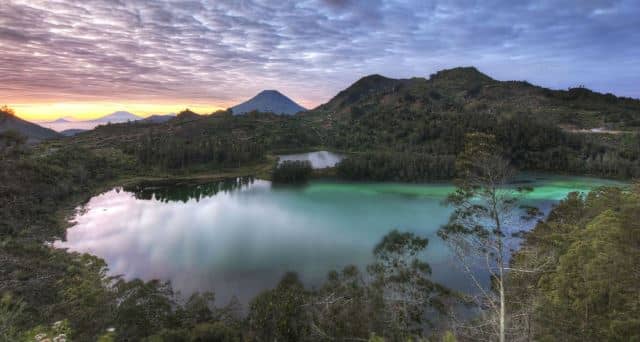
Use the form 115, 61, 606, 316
0, 0, 638, 113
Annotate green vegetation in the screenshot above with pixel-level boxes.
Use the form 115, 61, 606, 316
272, 160, 313, 183
125, 177, 256, 203
336, 152, 455, 182
507, 186, 640, 341
1, 67, 639, 340
0, 107, 60, 143
307, 68, 640, 180
246, 229, 451, 341
438, 133, 533, 342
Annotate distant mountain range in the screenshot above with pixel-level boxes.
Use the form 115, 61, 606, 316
90, 111, 141, 123
0, 110, 60, 143
8, 67, 640, 144
39, 111, 175, 131
231, 90, 306, 115
60, 129, 88, 137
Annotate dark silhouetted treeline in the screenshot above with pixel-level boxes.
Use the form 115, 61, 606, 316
126, 132, 266, 170
336, 152, 456, 182
325, 111, 640, 180
124, 177, 256, 203
272, 160, 313, 183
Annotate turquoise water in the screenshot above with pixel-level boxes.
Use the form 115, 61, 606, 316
55, 174, 623, 305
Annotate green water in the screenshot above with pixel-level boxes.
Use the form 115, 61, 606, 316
55, 174, 623, 305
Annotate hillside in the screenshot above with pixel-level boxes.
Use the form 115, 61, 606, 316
0, 110, 61, 142
64, 67, 640, 179
140, 114, 175, 123
231, 90, 306, 115
309, 67, 640, 130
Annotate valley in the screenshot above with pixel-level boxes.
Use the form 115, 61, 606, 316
1, 67, 639, 341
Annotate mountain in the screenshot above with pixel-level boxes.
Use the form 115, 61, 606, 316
0, 111, 61, 143
140, 114, 175, 124
175, 109, 202, 121
231, 90, 306, 115
40, 111, 152, 131
60, 129, 87, 137
309, 67, 640, 130
47, 118, 72, 124
89, 111, 141, 123
65, 66, 640, 180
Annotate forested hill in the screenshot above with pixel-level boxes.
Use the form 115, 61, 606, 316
59, 67, 640, 179
302, 67, 640, 179
0, 109, 61, 143
308, 67, 640, 130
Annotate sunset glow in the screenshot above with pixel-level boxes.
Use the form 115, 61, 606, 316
1, 0, 638, 121
11, 102, 224, 121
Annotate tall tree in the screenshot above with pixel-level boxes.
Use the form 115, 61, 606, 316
439, 133, 531, 342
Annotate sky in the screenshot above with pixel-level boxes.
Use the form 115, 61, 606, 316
1, 0, 639, 121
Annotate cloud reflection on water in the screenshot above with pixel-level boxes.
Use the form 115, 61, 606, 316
55, 175, 621, 304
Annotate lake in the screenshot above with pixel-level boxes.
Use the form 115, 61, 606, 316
55, 174, 622, 306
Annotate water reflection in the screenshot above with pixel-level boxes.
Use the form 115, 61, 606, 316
56, 175, 622, 305
124, 177, 256, 203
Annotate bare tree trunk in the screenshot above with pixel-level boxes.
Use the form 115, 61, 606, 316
499, 277, 505, 342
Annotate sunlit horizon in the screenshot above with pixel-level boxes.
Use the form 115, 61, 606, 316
9, 101, 227, 121
2, 0, 638, 123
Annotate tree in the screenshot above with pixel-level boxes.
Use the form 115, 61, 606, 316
272, 160, 313, 184
0, 105, 15, 116
248, 272, 310, 341
438, 133, 531, 342
514, 186, 640, 341
368, 230, 450, 338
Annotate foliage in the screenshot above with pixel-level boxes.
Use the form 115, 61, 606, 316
336, 152, 455, 182
508, 186, 640, 341
73, 111, 321, 172
125, 177, 256, 203
368, 230, 451, 338
0, 293, 26, 341
0, 129, 27, 157
23, 319, 72, 342
2, 69, 640, 341
248, 272, 310, 341
272, 160, 313, 183
0, 145, 133, 238
130, 131, 266, 171
308, 68, 640, 180
438, 133, 530, 342
309, 265, 378, 340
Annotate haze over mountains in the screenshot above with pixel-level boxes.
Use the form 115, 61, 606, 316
231, 90, 306, 115
36, 89, 307, 132
5, 67, 640, 144
40, 111, 175, 131
36, 90, 306, 131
